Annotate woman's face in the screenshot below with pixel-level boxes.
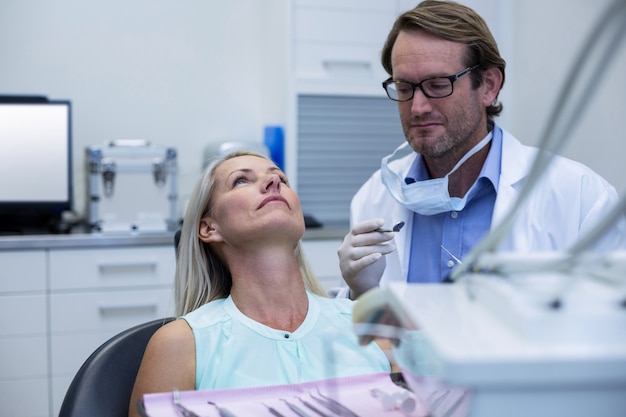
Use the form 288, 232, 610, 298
200, 155, 305, 247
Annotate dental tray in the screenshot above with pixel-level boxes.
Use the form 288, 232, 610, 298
138, 372, 465, 417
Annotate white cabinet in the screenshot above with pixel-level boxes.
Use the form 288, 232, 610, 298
48, 246, 176, 417
0, 234, 342, 417
287, 1, 411, 224
301, 238, 345, 293
0, 251, 47, 293
0, 251, 49, 417
292, 0, 398, 96
49, 246, 175, 290
0, 244, 176, 417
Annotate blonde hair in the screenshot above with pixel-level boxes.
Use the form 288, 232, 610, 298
174, 150, 327, 316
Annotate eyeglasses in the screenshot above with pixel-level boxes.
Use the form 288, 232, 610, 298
382, 65, 480, 101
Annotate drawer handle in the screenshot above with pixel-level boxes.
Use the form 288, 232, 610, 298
98, 304, 158, 317
98, 261, 157, 274
323, 60, 372, 73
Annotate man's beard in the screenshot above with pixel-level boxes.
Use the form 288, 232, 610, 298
403, 99, 484, 161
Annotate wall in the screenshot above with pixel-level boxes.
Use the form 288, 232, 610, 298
0, 0, 624, 223
0, 0, 290, 218
507, 0, 626, 196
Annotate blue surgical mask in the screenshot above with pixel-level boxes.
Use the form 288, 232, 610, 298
381, 132, 492, 216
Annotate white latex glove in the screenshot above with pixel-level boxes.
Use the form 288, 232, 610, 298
338, 218, 397, 300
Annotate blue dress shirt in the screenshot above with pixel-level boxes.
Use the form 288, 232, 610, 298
406, 126, 503, 283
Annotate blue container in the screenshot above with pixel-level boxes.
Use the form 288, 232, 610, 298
263, 125, 284, 170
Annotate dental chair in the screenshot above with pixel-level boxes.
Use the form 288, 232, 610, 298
58, 317, 175, 417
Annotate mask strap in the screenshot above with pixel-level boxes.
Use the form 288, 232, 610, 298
381, 141, 413, 203
446, 132, 493, 177
382, 141, 411, 165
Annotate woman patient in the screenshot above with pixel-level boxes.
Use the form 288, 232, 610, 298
129, 150, 390, 417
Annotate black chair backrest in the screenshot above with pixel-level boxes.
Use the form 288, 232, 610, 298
58, 317, 175, 417
174, 228, 181, 258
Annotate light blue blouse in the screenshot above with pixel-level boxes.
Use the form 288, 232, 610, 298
183, 292, 391, 390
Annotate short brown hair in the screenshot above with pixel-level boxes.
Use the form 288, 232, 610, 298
381, 0, 506, 120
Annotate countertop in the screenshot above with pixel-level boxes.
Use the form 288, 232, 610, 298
0, 225, 348, 251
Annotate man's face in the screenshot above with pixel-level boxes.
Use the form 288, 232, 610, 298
391, 29, 488, 165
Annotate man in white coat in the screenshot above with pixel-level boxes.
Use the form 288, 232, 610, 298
338, 0, 626, 300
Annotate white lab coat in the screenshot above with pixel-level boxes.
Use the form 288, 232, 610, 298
350, 128, 626, 286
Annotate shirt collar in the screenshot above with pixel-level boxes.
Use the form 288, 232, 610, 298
480, 124, 502, 191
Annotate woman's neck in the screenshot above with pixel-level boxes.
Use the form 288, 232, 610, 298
227, 247, 309, 332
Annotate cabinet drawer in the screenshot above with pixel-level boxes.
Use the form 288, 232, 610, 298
0, 250, 46, 293
0, 294, 46, 336
51, 329, 155, 378
52, 375, 74, 417
50, 287, 174, 334
301, 239, 346, 292
49, 246, 175, 290
315, 275, 344, 294
301, 240, 342, 278
295, 42, 388, 86
0, 336, 47, 379
0, 378, 49, 417
50, 288, 174, 378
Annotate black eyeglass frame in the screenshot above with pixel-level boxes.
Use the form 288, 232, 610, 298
382, 65, 480, 101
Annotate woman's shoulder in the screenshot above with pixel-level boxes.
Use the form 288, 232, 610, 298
309, 292, 354, 316
182, 297, 231, 329
145, 319, 195, 359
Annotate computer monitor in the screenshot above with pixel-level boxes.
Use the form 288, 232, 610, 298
0, 97, 73, 234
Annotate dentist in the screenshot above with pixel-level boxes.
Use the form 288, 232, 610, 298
338, 0, 626, 299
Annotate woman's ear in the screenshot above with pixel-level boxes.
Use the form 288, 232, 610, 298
198, 217, 222, 243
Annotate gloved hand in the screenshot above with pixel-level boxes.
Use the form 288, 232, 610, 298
338, 218, 397, 300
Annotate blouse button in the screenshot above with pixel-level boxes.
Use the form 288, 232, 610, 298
447, 260, 455, 268
284, 333, 290, 339
450, 211, 458, 219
